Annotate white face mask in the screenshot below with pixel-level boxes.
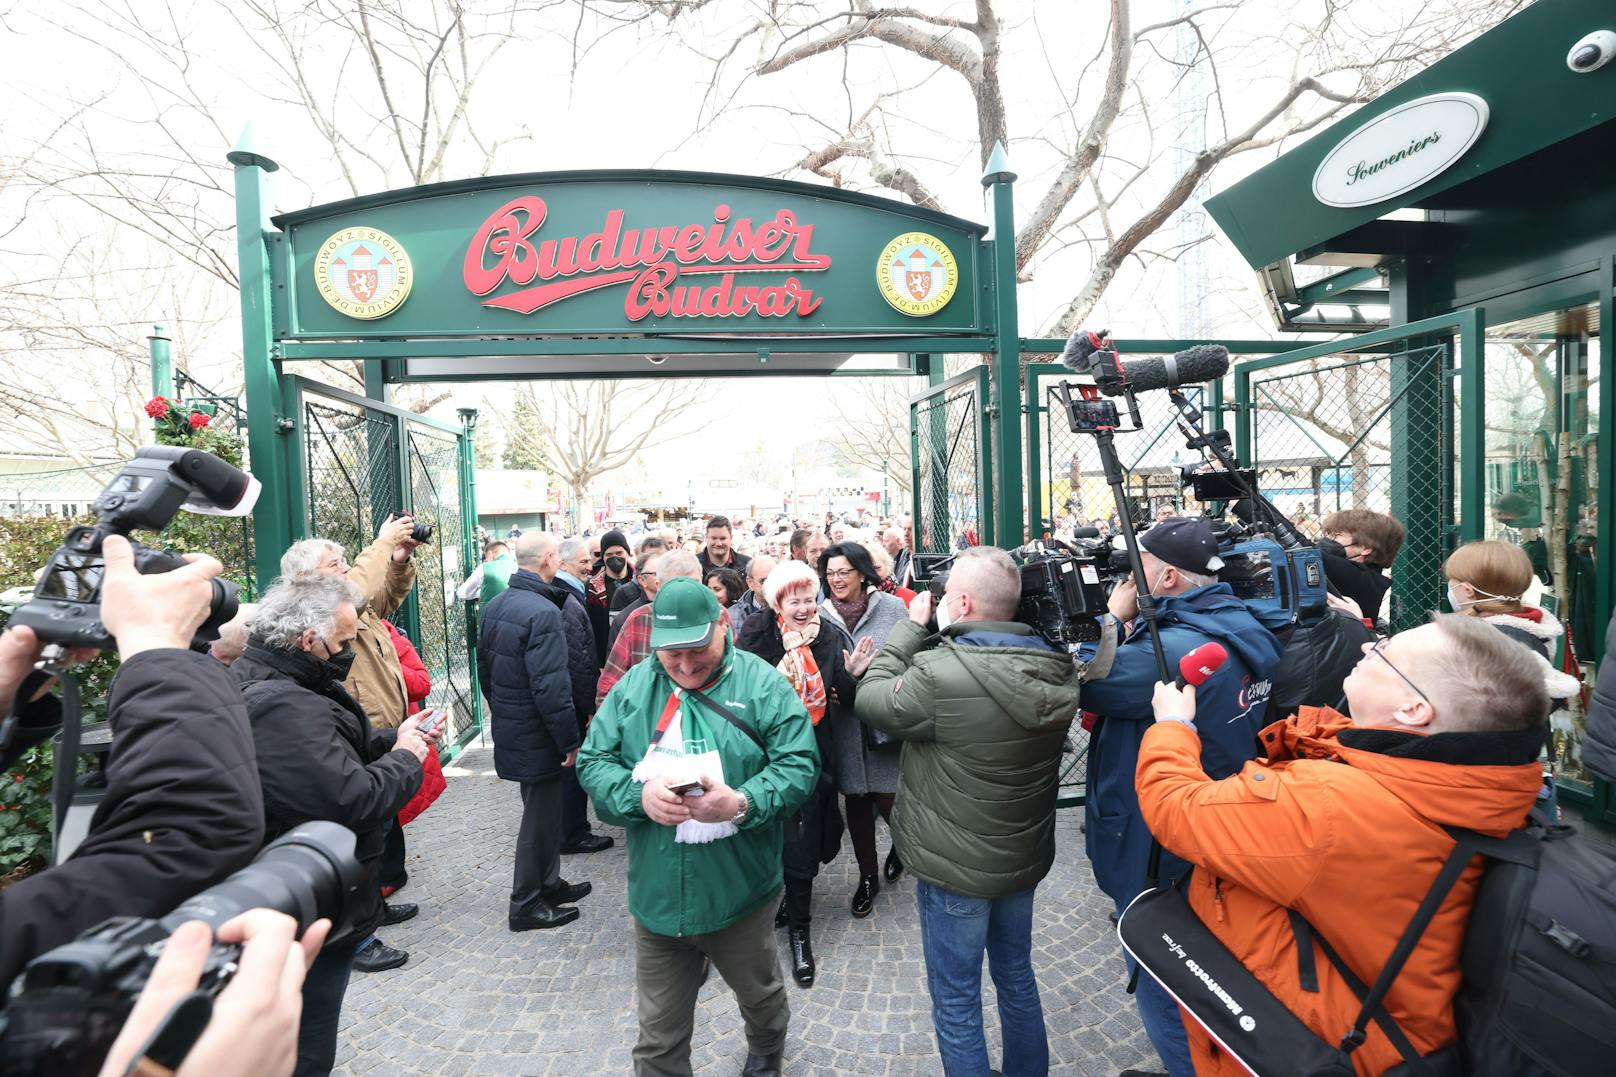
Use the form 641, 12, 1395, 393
1448, 582, 1515, 609
935, 593, 955, 630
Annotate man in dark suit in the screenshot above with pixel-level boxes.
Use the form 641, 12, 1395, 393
478, 536, 593, 931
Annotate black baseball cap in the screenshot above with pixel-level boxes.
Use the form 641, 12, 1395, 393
1139, 517, 1224, 574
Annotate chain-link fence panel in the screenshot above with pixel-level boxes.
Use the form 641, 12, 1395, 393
304, 400, 400, 557
911, 369, 988, 554
407, 424, 477, 749
1246, 345, 1451, 632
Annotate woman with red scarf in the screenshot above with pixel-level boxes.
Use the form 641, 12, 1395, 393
736, 560, 873, 988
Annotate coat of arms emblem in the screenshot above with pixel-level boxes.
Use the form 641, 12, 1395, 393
877, 232, 958, 317
314, 227, 413, 320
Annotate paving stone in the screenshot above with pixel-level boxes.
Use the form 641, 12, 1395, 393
332, 741, 1155, 1075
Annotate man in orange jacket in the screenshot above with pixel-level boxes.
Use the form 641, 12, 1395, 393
1137, 614, 1548, 1076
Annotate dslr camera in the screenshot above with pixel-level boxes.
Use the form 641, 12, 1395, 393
389, 511, 433, 545
10, 446, 258, 651
0, 822, 363, 1077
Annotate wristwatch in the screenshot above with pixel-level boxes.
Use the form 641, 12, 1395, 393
731, 790, 750, 826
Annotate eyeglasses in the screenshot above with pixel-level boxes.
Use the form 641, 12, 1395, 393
824, 569, 858, 580
640, 570, 658, 578
1366, 638, 1430, 705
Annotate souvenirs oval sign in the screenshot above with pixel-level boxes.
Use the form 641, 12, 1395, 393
1311, 92, 1489, 209
877, 232, 958, 317
315, 227, 414, 319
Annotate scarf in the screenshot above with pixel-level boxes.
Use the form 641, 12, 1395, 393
877, 576, 898, 595
628, 664, 737, 844
776, 615, 827, 725
828, 588, 870, 632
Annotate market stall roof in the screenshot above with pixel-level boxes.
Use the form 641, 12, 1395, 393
1205, 0, 1616, 331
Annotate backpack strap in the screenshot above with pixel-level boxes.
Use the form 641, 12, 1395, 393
684, 686, 767, 758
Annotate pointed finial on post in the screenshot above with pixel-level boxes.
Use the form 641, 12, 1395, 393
226, 122, 281, 172
981, 142, 1017, 187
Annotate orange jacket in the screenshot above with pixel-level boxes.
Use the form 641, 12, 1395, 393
1135, 707, 1542, 1076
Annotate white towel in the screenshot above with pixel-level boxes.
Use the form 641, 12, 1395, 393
631, 701, 737, 844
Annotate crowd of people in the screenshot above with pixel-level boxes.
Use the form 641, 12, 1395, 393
1, 494, 1609, 1077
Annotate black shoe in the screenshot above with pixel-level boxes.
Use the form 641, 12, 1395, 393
774, 895, 788, 929
788, 926, 815, 987
509, 902, 580, 931
353, 938, 408, 972
851, 875, 879, 918
884, 847, 903, 882
739, 1051, 782, 1077
1117, 1071, 1168, 1076
560, 833, 615, 854
541, 879, 592, 905
379, 902, 418, 926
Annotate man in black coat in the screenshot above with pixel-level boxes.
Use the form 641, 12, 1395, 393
234, 574, 432, 1077
478, 551, 591, 932
0, 535, 265, 992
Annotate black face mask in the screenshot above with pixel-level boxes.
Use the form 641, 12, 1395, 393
323, 640, 357, 679
605, 556, 628, 575
1318, 537, 1347, 558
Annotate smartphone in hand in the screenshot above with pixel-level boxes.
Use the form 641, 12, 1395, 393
669, 780, 705, 797
416, 707, 448, 737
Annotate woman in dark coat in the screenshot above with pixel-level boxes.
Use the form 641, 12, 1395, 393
735, 559, 873, 988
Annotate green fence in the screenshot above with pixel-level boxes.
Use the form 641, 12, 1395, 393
910, 367, 991, 555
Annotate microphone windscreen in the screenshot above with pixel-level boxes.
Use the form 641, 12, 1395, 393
1059, 328, 1099, 372
1178, 641, 1229, 687
1072, 526, 1100, 538
1172, 344, 1232, 384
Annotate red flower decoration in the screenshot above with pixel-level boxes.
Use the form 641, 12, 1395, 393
144, 396, 170, 418
188, 411, 211, 430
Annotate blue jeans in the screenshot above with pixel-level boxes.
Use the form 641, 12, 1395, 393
1118, 900, 1195, 1077
916, 879, 1048, 1077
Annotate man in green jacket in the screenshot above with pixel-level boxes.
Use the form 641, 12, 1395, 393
856, 546, 1084, 1077
578, 577, 819, 1077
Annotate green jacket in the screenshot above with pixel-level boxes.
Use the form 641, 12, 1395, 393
855, 619, 1082, 899
480, 552, 518, 606
577, 640, 818, 936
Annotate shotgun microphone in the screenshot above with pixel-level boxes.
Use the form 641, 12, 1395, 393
1174, 641, 1229, 690
1059, 328, 1232, 397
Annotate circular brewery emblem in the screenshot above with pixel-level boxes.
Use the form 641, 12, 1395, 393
877, 232, 958, 317
315, 227, 413, 319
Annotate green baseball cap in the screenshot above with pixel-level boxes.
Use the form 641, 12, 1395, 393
650, 576, 722, 651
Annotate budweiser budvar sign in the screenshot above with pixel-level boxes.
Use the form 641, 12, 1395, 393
463, 196, 831, 320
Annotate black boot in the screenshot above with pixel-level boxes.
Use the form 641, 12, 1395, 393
740, 1051, 782, 1077
788, 925, 815, 987
851, 874, 879, 918
884, 846, 903, 882
774, 894, 788, 929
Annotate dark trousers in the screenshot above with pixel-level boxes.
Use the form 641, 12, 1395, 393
632, 889, 788, 1076
510, 775, 563, 917
559, 715, 593, 846
380, 817, 406, 889
783, 871, 813, 929
845, 792, 895, 877
294, 939, 359, 1077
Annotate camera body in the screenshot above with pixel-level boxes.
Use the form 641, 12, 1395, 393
0, 822, 363, 1077
1217, 536, 1328, 630
9, 447, 255, 650
389, 512, 433, 545
913, 544, 1108, 646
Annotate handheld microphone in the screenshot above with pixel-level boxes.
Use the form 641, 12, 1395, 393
1173, 641, 1228, 690
1058, 328, 1232, 397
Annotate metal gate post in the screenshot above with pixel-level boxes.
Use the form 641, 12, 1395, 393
1457, 306, 1487, 543
457, 408, 483, 741
228, 130, 292, 588
983, 145, 1023, 546
148, 325, 174, 399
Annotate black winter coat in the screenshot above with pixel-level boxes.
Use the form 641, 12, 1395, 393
478, 569, 580, 782
0, 650, 265, 989
1584, 617, 1616, 784
1269, 609, 1377, 715
234, 641, 421, 944
1322, 553, 1391, 625
535, 574, 599, 722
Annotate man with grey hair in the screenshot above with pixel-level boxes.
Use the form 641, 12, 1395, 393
881, 526, 911, 587
728, 554, 775, 634
234, 573, 437, 1072
480, 530, 593, 932
1077, 516, 1284, 1075
1141, 614, 1549, 1075
594, 549, 724, 707
855, 546, 1084, 1077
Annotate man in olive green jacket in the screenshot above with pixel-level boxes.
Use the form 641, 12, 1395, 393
856, 546, 1083, 1077
578, 577, 818, 1077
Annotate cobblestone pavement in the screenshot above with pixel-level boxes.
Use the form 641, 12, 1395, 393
334, 738, 1155, 1077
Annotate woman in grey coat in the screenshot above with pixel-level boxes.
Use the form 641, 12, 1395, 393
819, 541, 908, 918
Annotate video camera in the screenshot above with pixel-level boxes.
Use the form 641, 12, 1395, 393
9, 446, 258, 651
910, 542, 1108, 646
0, 822, 363, 1077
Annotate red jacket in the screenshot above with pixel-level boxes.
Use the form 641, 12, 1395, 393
383, 620, 431, 713
1135, 707, 1542, 1076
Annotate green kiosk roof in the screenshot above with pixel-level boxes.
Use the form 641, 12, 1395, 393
1206, 0, 1616, 327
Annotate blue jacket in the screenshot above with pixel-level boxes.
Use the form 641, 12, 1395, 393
1079, 583, 1282, 905
477, 568, 581, 782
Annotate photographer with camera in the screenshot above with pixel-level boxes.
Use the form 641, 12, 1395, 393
854, 547, 1084, 1077
1079, 517, 1283, 1076
231, 575, 436, 1076
0, 534, 265, 991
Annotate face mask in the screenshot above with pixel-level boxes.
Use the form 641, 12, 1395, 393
606, 556, 627, 574
935, 593, 955, 630
323, 640, 356, 678
1448, 582, 1515, 609
1318, 537, 1347, 557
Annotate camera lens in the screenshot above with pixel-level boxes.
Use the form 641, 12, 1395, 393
411, 522, 433, 544
158, 821, 363, 938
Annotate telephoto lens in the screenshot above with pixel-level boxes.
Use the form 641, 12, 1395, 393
410, 521, 433, 544
0, 823, 364, 1077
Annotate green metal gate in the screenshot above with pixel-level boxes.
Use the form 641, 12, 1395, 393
288, 376, 482, 752
910, 367, 993, 556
